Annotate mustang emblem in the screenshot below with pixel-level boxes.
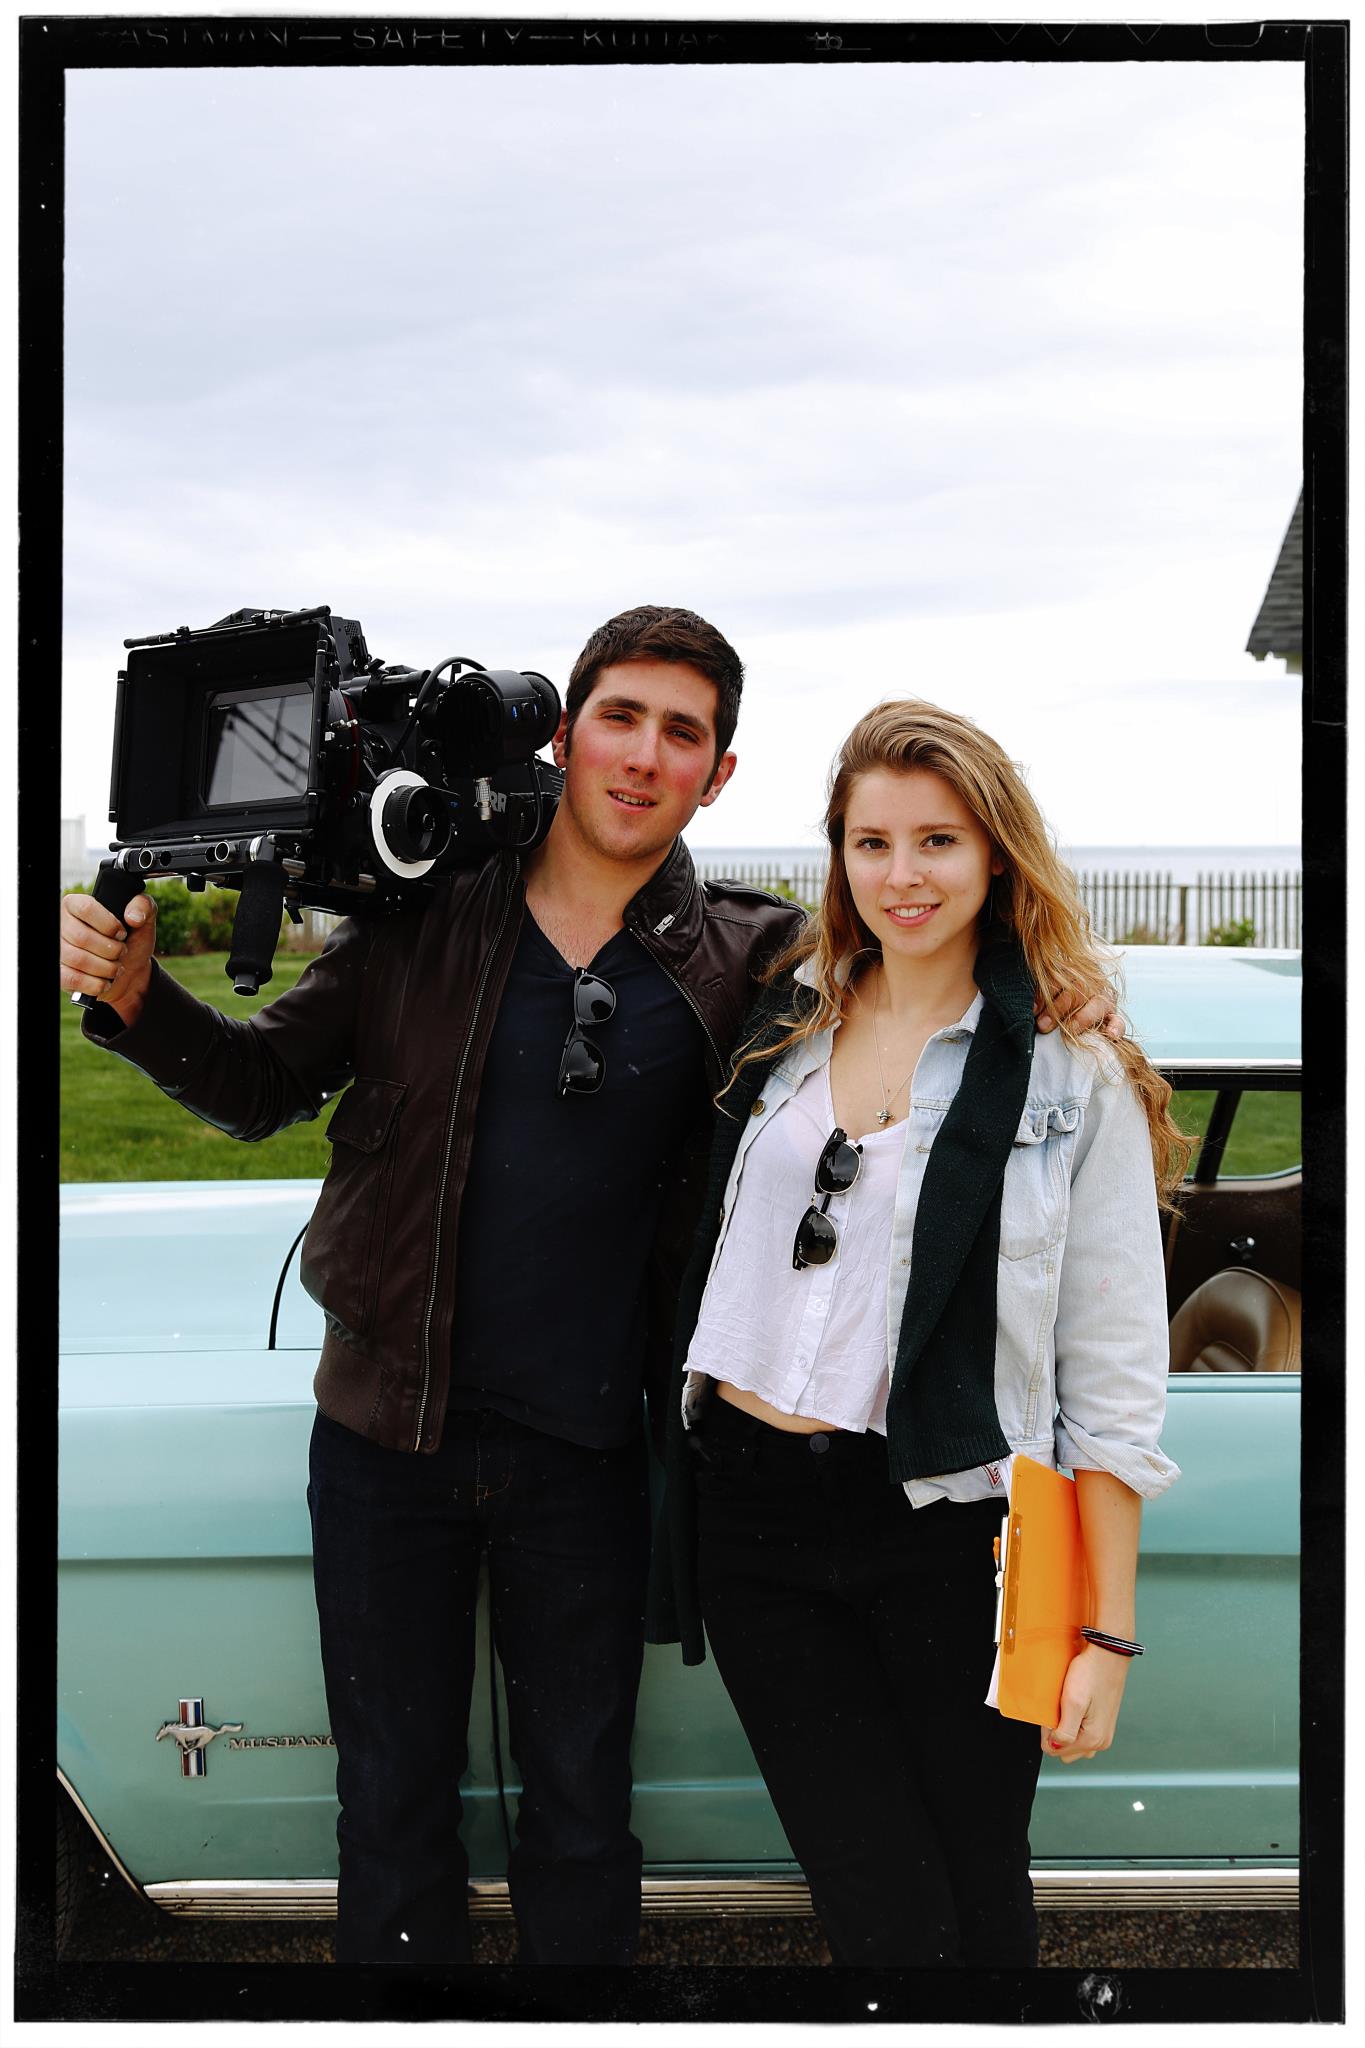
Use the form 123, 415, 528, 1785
156, 1698, 243, 1777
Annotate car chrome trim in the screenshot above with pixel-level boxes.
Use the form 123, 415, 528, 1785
56, 1770, 144, 1903
1157, 1058, 1300, 1086
145, 1879, 340, 1919
1157, 1057, 1299, 1070
1030, 1869, 1299, 1912
140, 1868, 1299, 1920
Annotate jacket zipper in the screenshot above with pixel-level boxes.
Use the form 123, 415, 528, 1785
631, 886, 723, 1080
414, 878, 517, 1451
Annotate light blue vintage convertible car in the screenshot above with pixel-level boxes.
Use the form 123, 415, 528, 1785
57, 945, 1302, 1950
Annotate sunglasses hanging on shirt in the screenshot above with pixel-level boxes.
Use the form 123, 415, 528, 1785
558, 968, 617, 1096
792, 1125, 863, 1270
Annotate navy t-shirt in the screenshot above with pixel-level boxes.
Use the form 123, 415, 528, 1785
447, 912, 709, 1448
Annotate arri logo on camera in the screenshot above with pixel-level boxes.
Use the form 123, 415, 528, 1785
79, 606, 563, 998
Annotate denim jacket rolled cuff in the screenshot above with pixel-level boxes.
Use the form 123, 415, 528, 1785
1053, 1412, 1182, 1500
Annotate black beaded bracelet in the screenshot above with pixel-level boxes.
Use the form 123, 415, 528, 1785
1081, 1627, 1144, 1658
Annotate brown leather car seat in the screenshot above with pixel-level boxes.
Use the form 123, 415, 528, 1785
1168, 1268, 1302, 1374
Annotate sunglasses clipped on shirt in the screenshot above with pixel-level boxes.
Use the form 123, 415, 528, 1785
792, 1125, 864, 1270
558, 968, 617, 1096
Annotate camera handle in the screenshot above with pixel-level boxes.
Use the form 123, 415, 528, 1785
70, 858, 155, 1010
226, 855, 287, 998
71, 848, 286, 1006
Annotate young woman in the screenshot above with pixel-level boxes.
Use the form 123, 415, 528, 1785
657, 700, 1190, 1969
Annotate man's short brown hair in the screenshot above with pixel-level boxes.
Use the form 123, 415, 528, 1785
564, 606, 743, 769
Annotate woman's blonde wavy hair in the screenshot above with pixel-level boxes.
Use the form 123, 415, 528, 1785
735, 698, 1193, 1202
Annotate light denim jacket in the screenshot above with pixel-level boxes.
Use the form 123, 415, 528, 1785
684, 972, 1180, 1507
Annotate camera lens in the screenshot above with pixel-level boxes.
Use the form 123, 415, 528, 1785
430, 669, 562, 776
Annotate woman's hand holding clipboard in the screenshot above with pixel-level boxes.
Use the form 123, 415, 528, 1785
987, 1455, 1138, 1760
988, 1455, 1090, 1729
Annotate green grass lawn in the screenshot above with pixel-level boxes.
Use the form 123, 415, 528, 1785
60, 953, 341, 1182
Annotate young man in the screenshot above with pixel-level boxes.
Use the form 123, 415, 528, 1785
58, 606, 802, 1967
59, 604, 1112, 1967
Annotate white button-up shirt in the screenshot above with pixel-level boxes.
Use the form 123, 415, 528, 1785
683, 972, 1180, 1507
683, 1056, 909, 1433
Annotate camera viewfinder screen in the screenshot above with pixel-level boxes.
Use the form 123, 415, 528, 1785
204, 684, 313, 807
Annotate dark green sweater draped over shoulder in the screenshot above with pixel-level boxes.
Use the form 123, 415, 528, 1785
646, 944, 1036, 1666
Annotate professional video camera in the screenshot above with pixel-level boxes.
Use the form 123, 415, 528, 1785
76, 605, 563, 999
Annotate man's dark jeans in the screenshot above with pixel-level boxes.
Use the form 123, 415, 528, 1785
307, 1405, 650, 1966
694, 1398, 1042, 1968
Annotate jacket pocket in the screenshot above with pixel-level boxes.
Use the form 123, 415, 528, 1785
300, 1077, 407, 1339
999, 1103, 1078, 1261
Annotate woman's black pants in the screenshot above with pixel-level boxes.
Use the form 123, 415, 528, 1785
693, 1398, 1043, 1968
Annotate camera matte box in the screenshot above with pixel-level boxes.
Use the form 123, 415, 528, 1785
111, 618, 331, 845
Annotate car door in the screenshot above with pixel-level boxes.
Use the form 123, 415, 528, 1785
59, 1180, 515, 1901
1024, 1065, 1301, 1881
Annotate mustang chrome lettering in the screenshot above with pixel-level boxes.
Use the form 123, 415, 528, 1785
155, 1699, 244, 1778
227, 1734, 335, 1749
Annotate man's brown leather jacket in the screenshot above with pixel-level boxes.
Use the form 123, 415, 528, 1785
83, 841, 804, 1454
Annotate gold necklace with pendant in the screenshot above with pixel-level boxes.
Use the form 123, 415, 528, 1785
872, 968, 919, 1126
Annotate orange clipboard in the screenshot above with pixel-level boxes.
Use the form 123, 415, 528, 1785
993, 1455, 1090, 1727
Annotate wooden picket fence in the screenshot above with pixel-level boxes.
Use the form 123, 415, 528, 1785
1074, 871, 1302, 948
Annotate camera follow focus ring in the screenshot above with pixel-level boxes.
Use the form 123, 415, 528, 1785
369, 769, 451, 879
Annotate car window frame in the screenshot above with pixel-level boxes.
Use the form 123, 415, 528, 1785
1160, 1060, 1301, 1187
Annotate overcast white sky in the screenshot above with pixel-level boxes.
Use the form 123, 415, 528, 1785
61, 57, 1304, 851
